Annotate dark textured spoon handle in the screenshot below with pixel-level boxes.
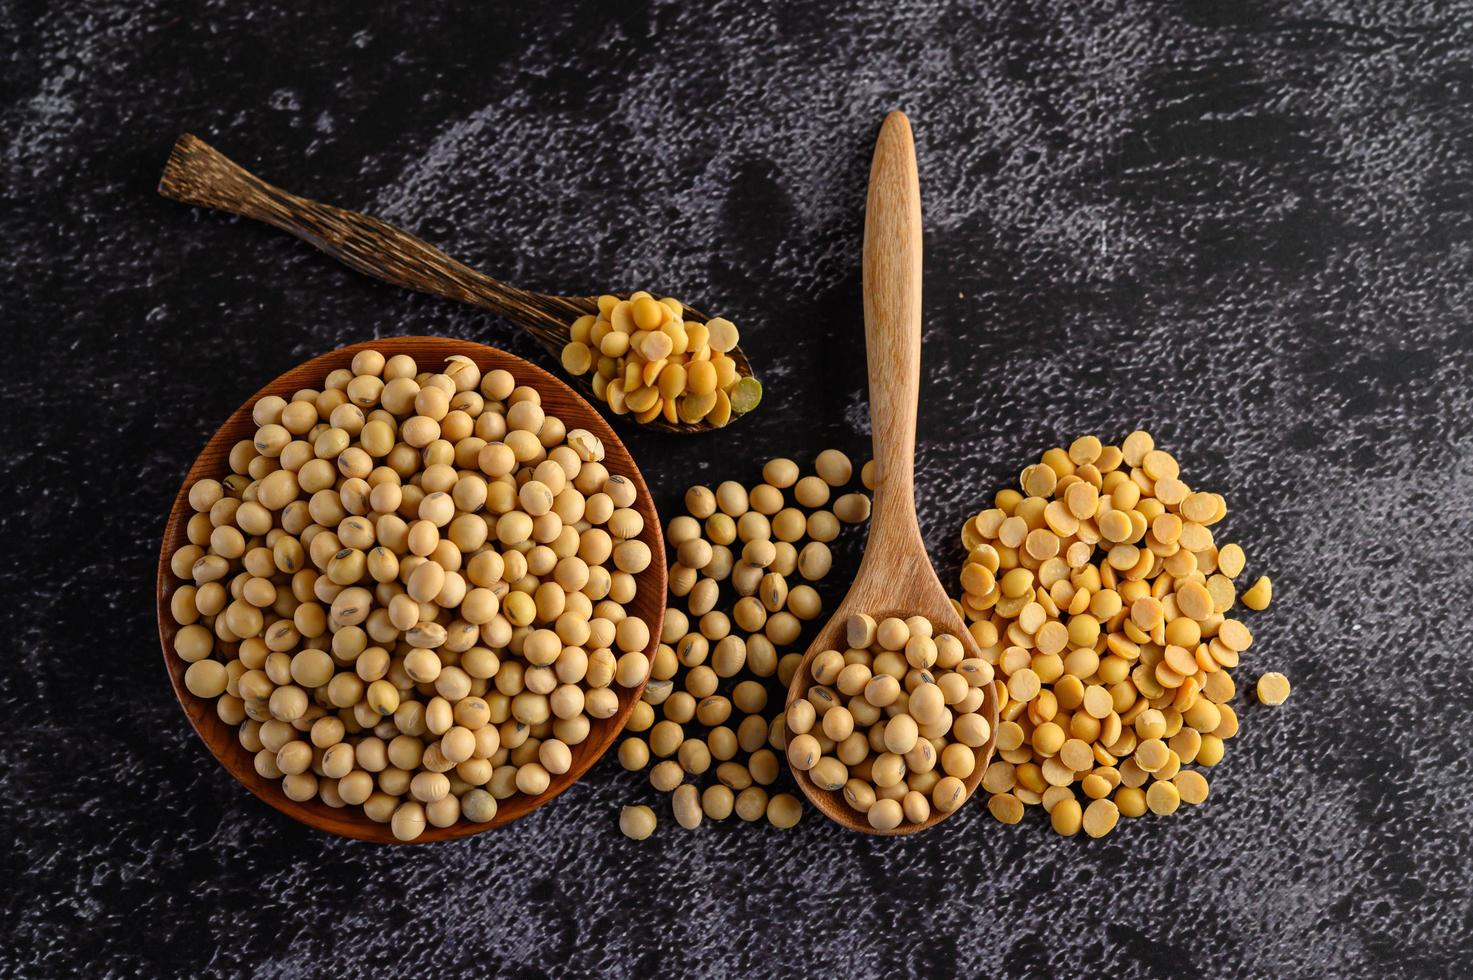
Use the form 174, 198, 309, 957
158, 132, 756, 436
158, 133, 583, 328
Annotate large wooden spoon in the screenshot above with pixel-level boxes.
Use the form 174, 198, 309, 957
785, 113, 998, 834
158, 134, 761, 435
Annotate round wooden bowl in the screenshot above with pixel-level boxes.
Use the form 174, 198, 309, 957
156, 337, 666, 843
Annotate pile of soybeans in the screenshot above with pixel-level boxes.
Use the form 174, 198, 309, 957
615, 451, 874, 837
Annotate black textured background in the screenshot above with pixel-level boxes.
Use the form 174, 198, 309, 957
4, 2, 1473, 977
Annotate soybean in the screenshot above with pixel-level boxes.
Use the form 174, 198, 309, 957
619, 804, 658, 840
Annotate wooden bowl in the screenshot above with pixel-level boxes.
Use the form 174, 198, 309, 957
156, 337, 666, 843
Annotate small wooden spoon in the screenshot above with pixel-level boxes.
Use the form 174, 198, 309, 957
157, 133, 761, 435
785, 113, 998, 835
157, 337, 666, 842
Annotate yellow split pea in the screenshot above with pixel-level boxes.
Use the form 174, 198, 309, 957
1256, 672, 1291, 706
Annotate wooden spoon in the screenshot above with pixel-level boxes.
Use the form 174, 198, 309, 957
156, 337, 666, 842
157, 133, 761, 435
785, 113, 998, 835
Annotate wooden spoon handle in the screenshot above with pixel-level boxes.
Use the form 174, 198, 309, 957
860, 112, 925, 551
158, 133, 549, 321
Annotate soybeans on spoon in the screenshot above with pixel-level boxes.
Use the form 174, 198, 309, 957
785, 112, 999, 834
158, 133, 760, 435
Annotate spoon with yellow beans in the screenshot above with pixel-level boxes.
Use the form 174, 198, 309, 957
159, 133, 761, 434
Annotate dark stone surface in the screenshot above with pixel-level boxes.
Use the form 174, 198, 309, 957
4, 1, 1473, 976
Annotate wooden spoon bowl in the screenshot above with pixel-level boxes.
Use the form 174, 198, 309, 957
785, 113, 998, 835
156, 337, 666, 842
